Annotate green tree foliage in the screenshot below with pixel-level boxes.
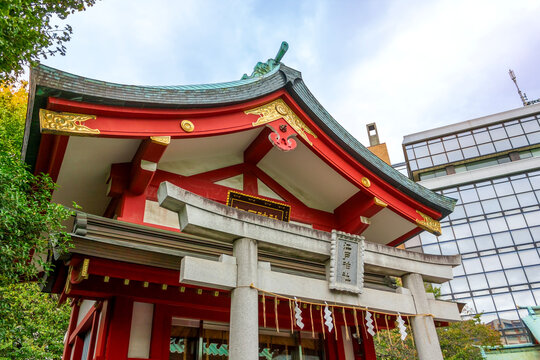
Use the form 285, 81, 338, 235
375, 314, 501, 360
0, 0, 96, 81
0, 83, 72, 359
0, 83, 73, 286
375, 327, 418, 359
0, 283, 71, 360
438, 314, 501, 360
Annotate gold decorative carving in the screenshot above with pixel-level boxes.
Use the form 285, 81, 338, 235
245, 98, 317, 145
361, 177, 371, 188
39, 109, 99, 136
80, 258, 89, 280
373, 197, 387, 207
180, 120, 194, 132
150, 136, 171, 145
64, 266, 73, 295
416, 210, 442, 236
74, 258, 90, 282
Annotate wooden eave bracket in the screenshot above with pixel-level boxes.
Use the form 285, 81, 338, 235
243, 127, 273, 164
129, 137, 170, 194
334, 192, 387, 234
107, 137, 170, 199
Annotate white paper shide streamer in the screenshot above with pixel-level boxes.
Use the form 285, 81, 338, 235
324, 302, 334, 333
365, 310, 375, 337
294, 297, 304, 329
396, 313, 407, 341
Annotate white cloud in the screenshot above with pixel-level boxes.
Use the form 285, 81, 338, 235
43, 0, 540, 163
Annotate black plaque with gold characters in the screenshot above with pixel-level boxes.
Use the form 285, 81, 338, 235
226, 190, 290, 222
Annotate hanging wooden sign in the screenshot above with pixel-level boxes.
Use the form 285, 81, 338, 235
226, 190, 290, 222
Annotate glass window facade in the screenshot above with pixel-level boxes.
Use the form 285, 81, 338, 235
404, 115, 540, 173
402, 109, 540, 344
404, 162, 540, 343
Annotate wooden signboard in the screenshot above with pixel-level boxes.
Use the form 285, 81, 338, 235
226, 191, 290, 222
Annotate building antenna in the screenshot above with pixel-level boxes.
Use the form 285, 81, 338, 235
509, 69, 528, 106
509, 69, 540, 106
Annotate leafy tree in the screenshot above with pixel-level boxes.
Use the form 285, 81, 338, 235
0, 83, 73, 286
438, 314, 501, 360
0, 83, 73, 359
0, 0, 96, 81
0, 282, 71, 360
374, 314, 501, 360
375, 327, 417, 359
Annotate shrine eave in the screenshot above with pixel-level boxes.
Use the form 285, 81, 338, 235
23, 64, 455, 218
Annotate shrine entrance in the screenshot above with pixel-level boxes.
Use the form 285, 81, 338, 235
169, 318, 325, 360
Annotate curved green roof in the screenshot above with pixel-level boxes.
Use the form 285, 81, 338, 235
23, 63, 455, 217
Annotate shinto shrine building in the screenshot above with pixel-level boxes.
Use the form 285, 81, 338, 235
23, 44, 462, 359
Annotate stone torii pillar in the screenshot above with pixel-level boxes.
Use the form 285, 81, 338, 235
158, 183, 261, 360
229, 237, 259, 360
403, 273, 444, 360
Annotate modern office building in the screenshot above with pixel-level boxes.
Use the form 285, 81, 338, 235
402, 102, 540, 344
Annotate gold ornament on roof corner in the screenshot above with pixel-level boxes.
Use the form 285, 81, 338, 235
180, 120, 194, 133
415, 210, 442, 236
150, 136, 171, 145
245, 98, 317, 145
39, 109, 99, 136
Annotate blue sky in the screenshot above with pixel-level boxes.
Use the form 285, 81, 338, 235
43, 0, 540, 163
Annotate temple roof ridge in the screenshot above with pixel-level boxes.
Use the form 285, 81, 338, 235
36, 63, 280, 92
27, 61, 456, 218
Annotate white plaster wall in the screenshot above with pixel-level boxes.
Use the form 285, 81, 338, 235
127, 302, 154, 359
77, 300, 96, 326
214, 174, 243, 190
257, 179, 284, 200
143, 200, 180, 228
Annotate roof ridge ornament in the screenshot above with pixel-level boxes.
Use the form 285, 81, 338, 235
242, 41, 289, 80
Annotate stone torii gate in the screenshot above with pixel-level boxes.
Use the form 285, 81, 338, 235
158, 181, 461, 360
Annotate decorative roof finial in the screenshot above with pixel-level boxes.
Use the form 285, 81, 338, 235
242, 41, 289, 80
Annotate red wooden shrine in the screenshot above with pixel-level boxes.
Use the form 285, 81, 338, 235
23, 46, 458, 360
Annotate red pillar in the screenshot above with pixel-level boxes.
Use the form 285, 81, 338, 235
360, 329, 377, 359
104, 297, 133, 360
149, 304, 171, 359
62, 301, 80, 360
351, 326, 377, 359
